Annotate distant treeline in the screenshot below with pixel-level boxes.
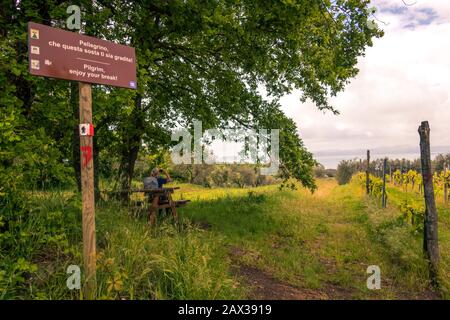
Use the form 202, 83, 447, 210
129, 151, 278, 189
313, 164, 337, 178
171, 163, 278, 188
335, 153, 450, 185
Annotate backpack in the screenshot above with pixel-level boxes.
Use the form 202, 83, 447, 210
143, 176, 158, 189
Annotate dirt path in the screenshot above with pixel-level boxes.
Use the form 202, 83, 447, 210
229, 244, 441, 300
228, 246, 355, 300
232, 263, 358, 300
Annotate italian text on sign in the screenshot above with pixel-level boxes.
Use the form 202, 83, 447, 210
28, 22, 137, 89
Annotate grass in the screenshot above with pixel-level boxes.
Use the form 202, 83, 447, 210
1, 190, 243, 300
1, 178, 448, 299
178, 179, 449, 299
383, 182, 450, 296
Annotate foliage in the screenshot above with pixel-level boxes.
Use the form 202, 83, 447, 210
0, 192, 81, 299
2, 177, 449, 299
1, 0, 398, 300
314, 164, 326, 178
336, 159, 359, 185
170, 163, 277, 188
434, 171, 450, 200
1, 0, 383, 196
399, 201, 424, 233
433, 154, 450, 172
354, 172, 384, 199
96, 218, 241, 300
393, 169, 402, 186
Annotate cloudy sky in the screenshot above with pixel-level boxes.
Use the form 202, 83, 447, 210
281, 0, 450, 168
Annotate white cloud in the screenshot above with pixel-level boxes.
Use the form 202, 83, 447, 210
281, 0, 450, 168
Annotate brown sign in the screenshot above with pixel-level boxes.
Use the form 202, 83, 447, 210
28, 22, 137, 89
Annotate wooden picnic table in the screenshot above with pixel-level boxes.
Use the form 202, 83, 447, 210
129, 187, 189, 226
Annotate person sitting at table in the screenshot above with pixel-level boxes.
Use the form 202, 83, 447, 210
143, 168, 173, 189
143, 168, 173, 217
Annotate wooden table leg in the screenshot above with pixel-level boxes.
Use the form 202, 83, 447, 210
168, 193, 179, 223
148, 196, 159, 226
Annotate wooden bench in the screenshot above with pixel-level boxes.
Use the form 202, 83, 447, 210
129, 187, 190, 226
157, 199, 191, 208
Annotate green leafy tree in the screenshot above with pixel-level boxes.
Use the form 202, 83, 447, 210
1, 0, 382, 199
336, 159, 358, 185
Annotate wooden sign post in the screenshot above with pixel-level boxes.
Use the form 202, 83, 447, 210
79, 82, 96, 298
27, 22, 137, 299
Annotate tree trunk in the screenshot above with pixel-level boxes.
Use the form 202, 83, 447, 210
70, 81, 81, 192
418, 121, 440, 287
118, 95, 144, 202
118, 143, 140, 200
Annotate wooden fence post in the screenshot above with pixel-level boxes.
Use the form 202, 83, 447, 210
366, 150, 370, 195
389, 163, 392, 183
444, 163, 448, 204
382, 158, 387, 208
79, 82, 97, 298
418, 121, 439, 287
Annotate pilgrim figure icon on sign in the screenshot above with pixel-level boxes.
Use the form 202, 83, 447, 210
30, 28, 39, 39
79, 123, 94, 136
31, 60, 40, 70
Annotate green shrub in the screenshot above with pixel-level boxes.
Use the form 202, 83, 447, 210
0, 192, 80, 299
336, 160, 358, 185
